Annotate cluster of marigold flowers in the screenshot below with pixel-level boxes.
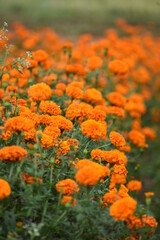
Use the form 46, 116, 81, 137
0, 19, 159, 239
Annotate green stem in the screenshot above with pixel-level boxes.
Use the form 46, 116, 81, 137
98, 143, 111, 149
41, 200, 48, 222
54, 210, 67, 226
9, 164, 14, 180
50, 165, 53, 184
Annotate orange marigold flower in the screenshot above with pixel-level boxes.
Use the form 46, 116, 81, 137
118, 184, 129, 199
28, 83, 52, 101
65, 102, 81, 120
91, 149, 127, 165
89, 107, 106, 121
39, 114, 52, 126
75, 165, 102, 186
42, 73, 57, 85
61, 196, 77, 206
128, 214, 157, 230
110, 197, 137, 221
24, 128, 36, 141
21, 172, 43, 184
56, 83, 66, 92
107, 92, 126, 108
57, 141, 71, 155
127, 216, 142, 229
125, 95, 146, 118
0, 146, 27, 162
84, 88, 103, 105
145, 192, 154, 198
88, 56, 103, 71
81, 119, 107, 140
103, 188, 117, 205
76, 159, 110, 179
39, 101, 61, 116
66, 102, 93, 122
119, 144, 131, 153
110, 164, 128, 188
142, 127, 156, 140
132, 66, 150, 84
1, 128, 12, 141
67, 138, 79, 151
110, 131, 126, 148
0, 179, 11, 199
108, 59, 128, 75
5, 116, 34, 132
41, 133, 55, 149
43, 125, 61, 139
50, 116, 73, 131
66, 85, 83, 99
32, 49, 48, 62
142, 215, 158, 228
106, 106, 125, 118
56, 179, 79, 195
128, 130, 148, 148
127, 180, 142, 191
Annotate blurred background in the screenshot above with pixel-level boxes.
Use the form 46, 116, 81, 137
0, 0, 160, 227
0, 0, 160, 36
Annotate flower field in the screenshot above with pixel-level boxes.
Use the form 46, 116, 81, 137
0, 20, 160, 239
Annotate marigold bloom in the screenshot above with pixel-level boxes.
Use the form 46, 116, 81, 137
28, 83, 52, 101
0, 146, 27, 161
127, 180, 142, 191
66, 85, 83, 99
41, 133, 55, 149
142, 127, 156, 140
142, 215, 158, 228
61, 196, 77, 206
127, 216, 142, 229
91, 149, 127, 165
110, 164, 128, 188
88, 56, 103, 70
0, 179, 11, 199
50, 116, 73, 131
76, 159, 110, 178
118, 184, 129, 199
81, 119, 107, 140
110, 131, 126, 148
43, 125, 61, 139
5, 116, 34, 132
107, 92, 126, 108
57, 141, 71, 155
145, 192, 154, 198
103, 188, 117, 205
32, 49, 48, 62
110, 197, 137, 221
66, 102, 93, 122
75, 165, 102, 186
39, 114, 52, 126
89, 107, 106, 121
39, 101, 61, 116
125, 95, 146, 118
128, 214, 158, 229
0, 128, 12, 141
65, 102, 81, 120
84, 88, 103, 105
24, 128, 36, 141
108, 59, 128, 75
22, 172, 43, 184
56, 83, 66, 92
106, 106, 125, 118
56, 179, 79, 195
128, 130, 148, 148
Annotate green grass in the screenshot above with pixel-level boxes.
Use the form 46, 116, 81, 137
0, 0, 160, 36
